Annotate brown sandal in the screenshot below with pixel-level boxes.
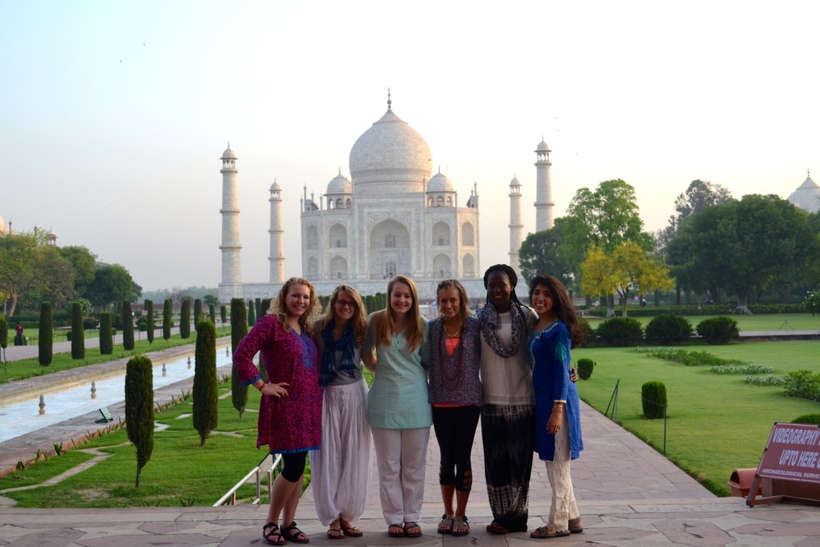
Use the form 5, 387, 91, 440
530, 526, 570, 539
568, 516, 583, 534
452, 516, 469, 536
437, 514, 454, 534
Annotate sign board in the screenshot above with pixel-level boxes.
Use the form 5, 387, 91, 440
748, 422, 820, 506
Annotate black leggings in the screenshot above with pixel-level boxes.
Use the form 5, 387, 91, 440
432, 405, 481, 492
278, 451, 307, 483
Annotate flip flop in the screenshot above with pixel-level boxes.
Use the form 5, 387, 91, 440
342, 526, 363, 537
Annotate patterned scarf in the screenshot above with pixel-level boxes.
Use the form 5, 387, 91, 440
319, 319, 357, 387
477, 303, 529, 359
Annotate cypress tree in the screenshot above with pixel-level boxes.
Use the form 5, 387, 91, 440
122, 301, 135, 351
247, 299, 256, 327
38, 302, 53, 366
209, 303, 216, 322
0, 315, 7, 363
125, 355, 154, 487
145, 299, 154, 344
255, 298, 262, 321
220, 305, 227, 325
230, 298, 249, 419
193, 318, 218, 446
194, 298, 203, 325
71, 302, 85, 359
163, 299, 172, 340
180, 298, 191, 339
99, 312, 113, 354
261, 298, 271, 316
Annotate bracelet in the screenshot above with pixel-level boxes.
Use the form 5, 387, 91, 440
257, 383, 266, 392
553, 404, 565, 411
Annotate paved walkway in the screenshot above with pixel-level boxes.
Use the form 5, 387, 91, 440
2, 346, 820, 545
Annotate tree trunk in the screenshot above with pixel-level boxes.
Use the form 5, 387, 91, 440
606, 294, 616, 318
135, 465, 142, 488
7, 294, 18, 319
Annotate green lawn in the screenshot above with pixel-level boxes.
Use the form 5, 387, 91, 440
0, 327, 231, 384
0, 384, 268, 508
585, 313, 820, 331
586, 309, 820, 331
574, 340, 820, 496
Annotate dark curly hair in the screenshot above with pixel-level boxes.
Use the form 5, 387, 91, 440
528, 274, 584, 348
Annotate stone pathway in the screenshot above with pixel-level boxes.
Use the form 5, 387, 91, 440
2, 342, 820, 545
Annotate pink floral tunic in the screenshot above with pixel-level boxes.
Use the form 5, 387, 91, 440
234, 313, 321, 454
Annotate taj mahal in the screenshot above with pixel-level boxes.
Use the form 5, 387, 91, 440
217, 93, 555, 302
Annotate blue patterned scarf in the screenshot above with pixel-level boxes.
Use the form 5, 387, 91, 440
319, 319, 357, 387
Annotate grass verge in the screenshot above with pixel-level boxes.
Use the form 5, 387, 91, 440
575, 340, 820, 496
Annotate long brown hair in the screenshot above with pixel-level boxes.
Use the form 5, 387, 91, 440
372, 275, 424, 352
528, 274, 584, 348
317, 284, 367, 348
270, 277, 318, 336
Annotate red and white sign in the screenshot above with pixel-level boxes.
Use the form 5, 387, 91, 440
757, 423, 820, 484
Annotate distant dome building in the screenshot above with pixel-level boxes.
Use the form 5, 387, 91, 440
788, 171, 820, 213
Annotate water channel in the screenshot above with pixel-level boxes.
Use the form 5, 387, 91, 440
0, 346, 232, 444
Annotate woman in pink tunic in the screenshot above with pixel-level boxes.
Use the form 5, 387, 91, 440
234, 278, 321, 545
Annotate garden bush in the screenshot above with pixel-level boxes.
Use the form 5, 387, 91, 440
578, 318, 595, 347
125, 355, 154, 487
0, 315, 7, 351
783, 370, 820, 401
145, 299, 154, 344
122, 301, 134, 351
230, 298, 249, 419
645, 314, 693, 345
193, 319, 218, 446
696, 316, 739, 345
71, 303, 84, 360
792, 414, 820, 425
38, 302, 53, 366
163, 299, 172, 341
596, 317, 643, 346
99, 312, 113, 355
180, 299, 191, 339
577, 358, 595, 380
641, 380, 667, 419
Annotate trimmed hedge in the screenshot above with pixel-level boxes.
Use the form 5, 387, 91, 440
696, 316, 740, 345
193, 319, 218, 446
122, 301, 135, 351
163, 299, 172, 341
145, 299, 154, 344
642, 381, 667, 419
585, 303, 807, 317
99, 312, 113, 354
71, 303, 85, 359
596, 317, 643, 347
230, 298, 249, 419
180, 299, 191, 339
793, 414, 820, 425
577, 358, 595, 380
645, 314, 693, 345
125, 355, 154, 487
38, 302, 53, 366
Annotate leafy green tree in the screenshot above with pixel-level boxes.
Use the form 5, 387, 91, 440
563, 179, 653, 315
193, 319, 218, 446
684, 195, 816, 309
180, 298, 191, 339
144, 299, 154, 344
581, 242, 674, 317
807, 292, 820, 316
99, 312, 113, 354
71, 302, 85, 359
163, 299, 172, 340
230, 298, 249, 419
203, 294, 219, 307
125, 355, 154, 487
122, 301, 135, 350
86, 264, 136, 310
519, 217, 574, 287
38, 302, 52, 366
194, 298, 203, 325
56, 245, 97, 297
0, 233, 74, 317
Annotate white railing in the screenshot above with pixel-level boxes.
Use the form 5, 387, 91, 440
213, 452, 282, 506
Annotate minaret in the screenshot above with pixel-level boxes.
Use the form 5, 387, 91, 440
509, 175, 523, 275
218, 143, 242, 302
534, 138, 554, 231
268, 180, 285, 283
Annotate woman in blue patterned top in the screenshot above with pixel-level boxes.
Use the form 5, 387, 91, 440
527, 274, 584, 539
427, 279, 482, 537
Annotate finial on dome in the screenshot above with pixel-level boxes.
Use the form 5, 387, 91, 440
387, 88, 392, 110
338, 167, 342, 175
227, 141, 230, 148
438, 165, 441, 174
808, 168, 811, 178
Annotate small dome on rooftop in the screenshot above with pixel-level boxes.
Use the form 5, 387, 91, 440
327, 172, 352, 194
427, 170, 454, 192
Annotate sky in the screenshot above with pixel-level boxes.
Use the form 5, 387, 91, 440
2, 1, 819, 292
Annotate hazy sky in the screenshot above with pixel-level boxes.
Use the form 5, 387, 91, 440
2, 1, 818, 292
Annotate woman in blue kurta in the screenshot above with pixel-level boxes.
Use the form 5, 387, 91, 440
527, 274, 584, 539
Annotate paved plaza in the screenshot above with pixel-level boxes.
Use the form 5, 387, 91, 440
2, 339, 820, 545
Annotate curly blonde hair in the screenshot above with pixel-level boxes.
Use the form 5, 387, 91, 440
317, 284, 367, 348
269, 277, 318, 336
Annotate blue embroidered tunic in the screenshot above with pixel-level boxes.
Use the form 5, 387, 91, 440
528, 319, 583, 461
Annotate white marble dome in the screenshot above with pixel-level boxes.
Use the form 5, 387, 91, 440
349, 107, 432, 195
427, 170, 453, 192
510, 175, 521, 187
270, 181, 281, 192
221, 146, 237, 160
788, 174, 820, 213
536, 139, 550, 152
327, 172, 352, 194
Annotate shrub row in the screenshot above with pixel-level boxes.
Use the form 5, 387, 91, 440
584, 303, 806, 317
590, 315, 740, 346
